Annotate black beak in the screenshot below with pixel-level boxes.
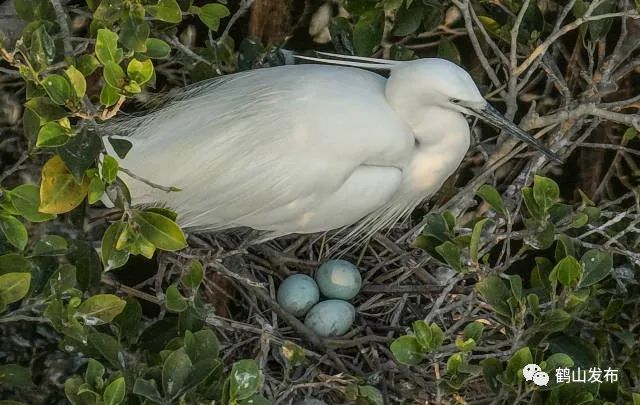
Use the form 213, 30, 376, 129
473, 103, 562, 163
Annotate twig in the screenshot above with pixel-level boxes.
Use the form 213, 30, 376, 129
50, 0, 73, 58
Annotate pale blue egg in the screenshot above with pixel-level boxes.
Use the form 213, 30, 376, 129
277, 274, 320, 317
315, 259, 362, 300
304, 300, 355, 337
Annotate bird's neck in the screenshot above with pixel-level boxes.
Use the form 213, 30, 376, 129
386, 93, 471, 194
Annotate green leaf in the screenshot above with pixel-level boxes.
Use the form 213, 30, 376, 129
100, 84, 121, 107
101, 155, 119, 184
24, 97, 68, 124
0, 364, 33, 388
119, 16, 149, 52
113, 297, 142, 343
435, 241, 463, 272
506, 347, 533, 383
392, 2, 422, 36
0, 272, 31, 304
538, 309, 572, 332
107, 137, 133, 159
36, 121, 69, 147
0, 254, 32, 274
454, 336, 475, 352
353, 10, 384, 56
412, 320, 432, 350
181, 260, 204, 289
577, 249, 613, 288
166, 284, 188, 312
622, 127, 638, 142
103, 61, 126, 89
101, 222, 130, 270
68, 240, 103, 291
88, 332, 126, 370
30, 25, 55, 69
463, 322, 484, 341
95, 28, 122, 64
532, 175, 560, 212
184, 329, 220, 361
0, 214, 28, 250
76, 54, 100, 76
480, 358, 503, 392
477, 16, 510, 43
429, 323, 444, 348
84, 359, 105, 390
154, 0, 182, 23
543, 353, 573, 372
476, 275, 511, 317
6, 185, 56, 222
422, 3, 444, 31
33, 235, 68, 256
65, 65, 87, 98
88, 176, 105, 204
470, 218, 489, 264
127, 58, 154, 85
447, 353, 463, 374
0, 364, 32, 388
39, 155, 89, 214
390, 335, 425, 365
550, 256, 581, 288
229, 359, 261, 401
41, 74, 74, 105
76, 294, 126, 325
437, 37, 460, 65
103, 377, 125, 405
162, 348, 192, 398
144, 38, 171, 58
133, 211, 187, 251
58, 126, 103, 182
133, 378, 163, 403
477, 184, 506, 214
358, 385, 383, 405
194, 3, 230, 31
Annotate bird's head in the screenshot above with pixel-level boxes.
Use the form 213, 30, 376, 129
390, 58, 560, 162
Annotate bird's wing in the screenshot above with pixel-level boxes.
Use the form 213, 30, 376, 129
107, 64, 415, 231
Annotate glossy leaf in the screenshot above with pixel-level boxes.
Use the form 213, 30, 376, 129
477, 184, 506, 214
154, 0, 182, 23
0, 214, 28, 250
133, 211, 187, 251
166, 285, 188, 312
0, 364, 32, 388
76, 294, 126, 325
41, 74, 74, 105
36, 121, 69, 147
229, 359, 260, 401
39, 155, 89, 214
181, 260, 204, 289
194, 3, 230, 31
390, 335, 424, 365
0, 272, 31, 304
95, 28, 122, 64
144, 38, 171, 58
103, 377, 125, 405
578, 250, 613, 288
127, 58, 153, 85
65, 65, 87, 98
162, 348, 192, 398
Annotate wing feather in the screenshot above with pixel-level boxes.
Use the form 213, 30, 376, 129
105, 64, 414, 231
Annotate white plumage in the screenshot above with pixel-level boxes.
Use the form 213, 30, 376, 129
105, 56, 555, 241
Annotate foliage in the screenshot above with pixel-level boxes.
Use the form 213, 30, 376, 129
396, 175, 639, 402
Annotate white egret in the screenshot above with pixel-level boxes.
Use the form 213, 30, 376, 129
105, 54, 557, 242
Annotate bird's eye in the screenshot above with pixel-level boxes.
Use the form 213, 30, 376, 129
450, 98, 461, 104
